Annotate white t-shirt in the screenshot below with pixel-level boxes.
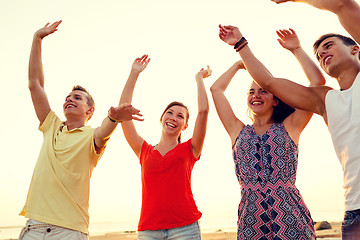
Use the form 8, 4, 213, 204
325, 72, 360, 211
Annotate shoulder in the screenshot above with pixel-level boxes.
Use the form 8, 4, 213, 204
39, 111, 61, 132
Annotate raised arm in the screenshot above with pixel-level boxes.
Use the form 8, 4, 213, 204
93, 103, 143, 154
119, 55, 150, 158
277, 28, 326, 87
218, 25, 330, 118
210, 61, 245, 144
28, 21, 62, 124
272, 0, 360, 44
192, 66, 210, 158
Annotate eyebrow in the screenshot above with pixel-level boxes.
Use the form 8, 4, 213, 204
316, 40, 335, 58
66, 93, 83, 99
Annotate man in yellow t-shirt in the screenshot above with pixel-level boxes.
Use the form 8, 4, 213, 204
19, 21, 144, 240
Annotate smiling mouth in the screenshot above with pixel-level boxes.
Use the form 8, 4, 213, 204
323, 55, 332, 65
166, 122, 177, 128
251, 101, 263, 105
65, 104, 76, 109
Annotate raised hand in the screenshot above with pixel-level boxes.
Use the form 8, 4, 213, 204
271, 0, 293, 4
35, 21, 62, 39
131, 54, 150, 74
108, 103, 144, 122
196, 65, 212, 80
276, 28, 301, 52
218, 25, 242, 46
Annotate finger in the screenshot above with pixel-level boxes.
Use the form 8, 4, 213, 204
276, 30, 284, 39
132, 116, 144, 121
277, 39, 286, 48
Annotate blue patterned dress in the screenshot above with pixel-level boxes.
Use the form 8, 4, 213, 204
232, 123, 315, 240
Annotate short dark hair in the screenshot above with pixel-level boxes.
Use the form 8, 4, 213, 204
72, 85, 95, 107
313, 33, 358, 58
161, 101, 189, 143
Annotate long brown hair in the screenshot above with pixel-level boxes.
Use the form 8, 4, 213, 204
160, 101, 189, 143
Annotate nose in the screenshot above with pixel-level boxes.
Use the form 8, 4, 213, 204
318, 48, 327, 60
253, 91, 261, 98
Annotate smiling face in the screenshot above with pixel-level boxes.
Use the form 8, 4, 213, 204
160, 104, 189, 138
315, 36, 359, 77
247, 82, 278, 117
63, 90, 94, 121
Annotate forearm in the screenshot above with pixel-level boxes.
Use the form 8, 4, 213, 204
119, 70, 140, 105
292, 47, 326, 86
293, 0, 346, 12
28, 35, 45, 90
294, 0, 360, 42
94, 117, 118, 150
238, 46, 275, 89
196, 77, 209, 115
210, 63, 240, 94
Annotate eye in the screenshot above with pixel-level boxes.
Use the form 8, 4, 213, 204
178, 114, 184, 119
260, 90, 268, 94
247, 91, 254, 95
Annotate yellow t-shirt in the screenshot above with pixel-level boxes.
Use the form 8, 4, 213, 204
20, 111, 103, 234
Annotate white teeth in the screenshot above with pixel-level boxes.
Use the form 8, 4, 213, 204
252, 101, 262, 105
66, 104, 76, 109
324, 56, 332, 64
166, 122, 176, 128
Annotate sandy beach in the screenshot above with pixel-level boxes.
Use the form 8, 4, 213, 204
90, 222, 341, 240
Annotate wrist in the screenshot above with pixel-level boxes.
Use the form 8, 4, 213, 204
291, 46, 303, 55
234, 37, 248, 52
108, 115, 122, 123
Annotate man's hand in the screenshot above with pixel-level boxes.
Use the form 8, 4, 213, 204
34, 21, 62, 39
271, 0, 294, 4
108, 103, 144, 122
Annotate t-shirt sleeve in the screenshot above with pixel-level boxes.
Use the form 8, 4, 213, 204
39, 111, 60, 133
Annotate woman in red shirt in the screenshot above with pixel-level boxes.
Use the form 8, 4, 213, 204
116, 55, 210, 239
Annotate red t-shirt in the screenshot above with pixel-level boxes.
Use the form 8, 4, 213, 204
138, 139, 202, 231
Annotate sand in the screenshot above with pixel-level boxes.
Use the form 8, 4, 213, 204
90, 222, 341, 240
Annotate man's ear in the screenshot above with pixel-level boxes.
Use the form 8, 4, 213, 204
351, 45, 360, 55
86, 106, 95, 116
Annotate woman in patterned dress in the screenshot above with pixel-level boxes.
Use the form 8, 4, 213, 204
211, 28, 325, 239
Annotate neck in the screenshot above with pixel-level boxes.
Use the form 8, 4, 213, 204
252, 114, 274, 127
64, 118, 86, 130
158, 133, 179, 147
335, 64, 360, 90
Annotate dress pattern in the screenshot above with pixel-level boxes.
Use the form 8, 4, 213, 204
233, 123, 315, 240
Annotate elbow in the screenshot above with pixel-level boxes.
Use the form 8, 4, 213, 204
253, 78, 272, 90
198, 107, 209, 117
210, 84, 222, 94
28, 79, 39, 91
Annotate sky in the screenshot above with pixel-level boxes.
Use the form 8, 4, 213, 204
0, 0, 355, 233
